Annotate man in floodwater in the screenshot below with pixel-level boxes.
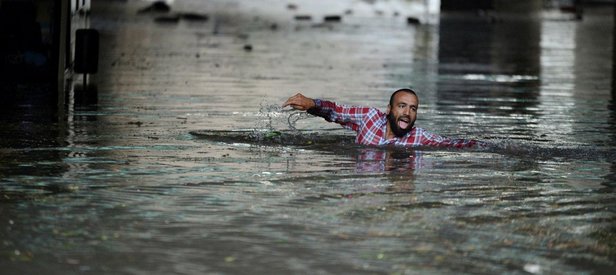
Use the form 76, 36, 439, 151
282, 88, 484, 148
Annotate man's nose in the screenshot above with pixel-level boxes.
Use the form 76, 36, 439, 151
402, 107, 410, 115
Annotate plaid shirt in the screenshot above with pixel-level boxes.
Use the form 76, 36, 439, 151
308, 99, 482, 148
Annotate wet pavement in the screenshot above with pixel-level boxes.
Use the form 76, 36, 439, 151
1, 0, 616, 274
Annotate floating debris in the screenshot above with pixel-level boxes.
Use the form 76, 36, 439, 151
287, 4, 297, 10
407, 17, 420, 25
294, 15, 312, 21
137, 1, 171, 14
243, 44, 253, 52
324, 15, 342, 22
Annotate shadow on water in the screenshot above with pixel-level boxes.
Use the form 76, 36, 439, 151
73, 83, 99, 108
0, 101, 68, 201
0, 82, 100, 200
0, 85, 62, 171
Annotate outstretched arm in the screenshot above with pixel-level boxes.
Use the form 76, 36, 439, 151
282, 93, 316, 111
282, 93, 374, 133
418, 129, 487, 149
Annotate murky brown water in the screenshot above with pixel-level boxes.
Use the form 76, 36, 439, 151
1, 0, 615, 274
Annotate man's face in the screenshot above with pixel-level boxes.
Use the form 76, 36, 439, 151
387, 92, 418, 137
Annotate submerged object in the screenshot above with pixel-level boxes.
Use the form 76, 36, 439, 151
190, 129, 354, 146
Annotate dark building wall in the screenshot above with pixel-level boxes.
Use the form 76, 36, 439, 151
0, 0, 75, 117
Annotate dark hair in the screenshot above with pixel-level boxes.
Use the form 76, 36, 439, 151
389, 88, 417, 107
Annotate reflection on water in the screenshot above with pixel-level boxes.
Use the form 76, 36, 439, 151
1, 0, 615, 274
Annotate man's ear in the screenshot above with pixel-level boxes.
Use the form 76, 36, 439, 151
386, 104, 391, 114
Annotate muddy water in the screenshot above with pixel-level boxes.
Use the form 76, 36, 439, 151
1, 0, 615, 274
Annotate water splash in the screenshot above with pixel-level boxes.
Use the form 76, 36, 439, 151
257, 102, 281, 131
193, 103, 354, 146
257, 101, 315, 130
286, 111, 312, 131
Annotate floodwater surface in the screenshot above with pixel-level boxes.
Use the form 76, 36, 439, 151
1, 0, 615, 274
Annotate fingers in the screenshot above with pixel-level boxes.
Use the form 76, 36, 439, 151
282, 92, 316, 111
282, 93, 305, 108
282, 98, 294, 108
287, 104, 303, 110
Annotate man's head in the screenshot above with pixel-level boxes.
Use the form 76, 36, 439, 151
387, 88, 419, 137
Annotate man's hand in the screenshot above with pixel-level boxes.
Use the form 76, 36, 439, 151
282, 93, 316, 111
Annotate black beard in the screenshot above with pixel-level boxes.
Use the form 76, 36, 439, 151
387, 113, 412, 137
